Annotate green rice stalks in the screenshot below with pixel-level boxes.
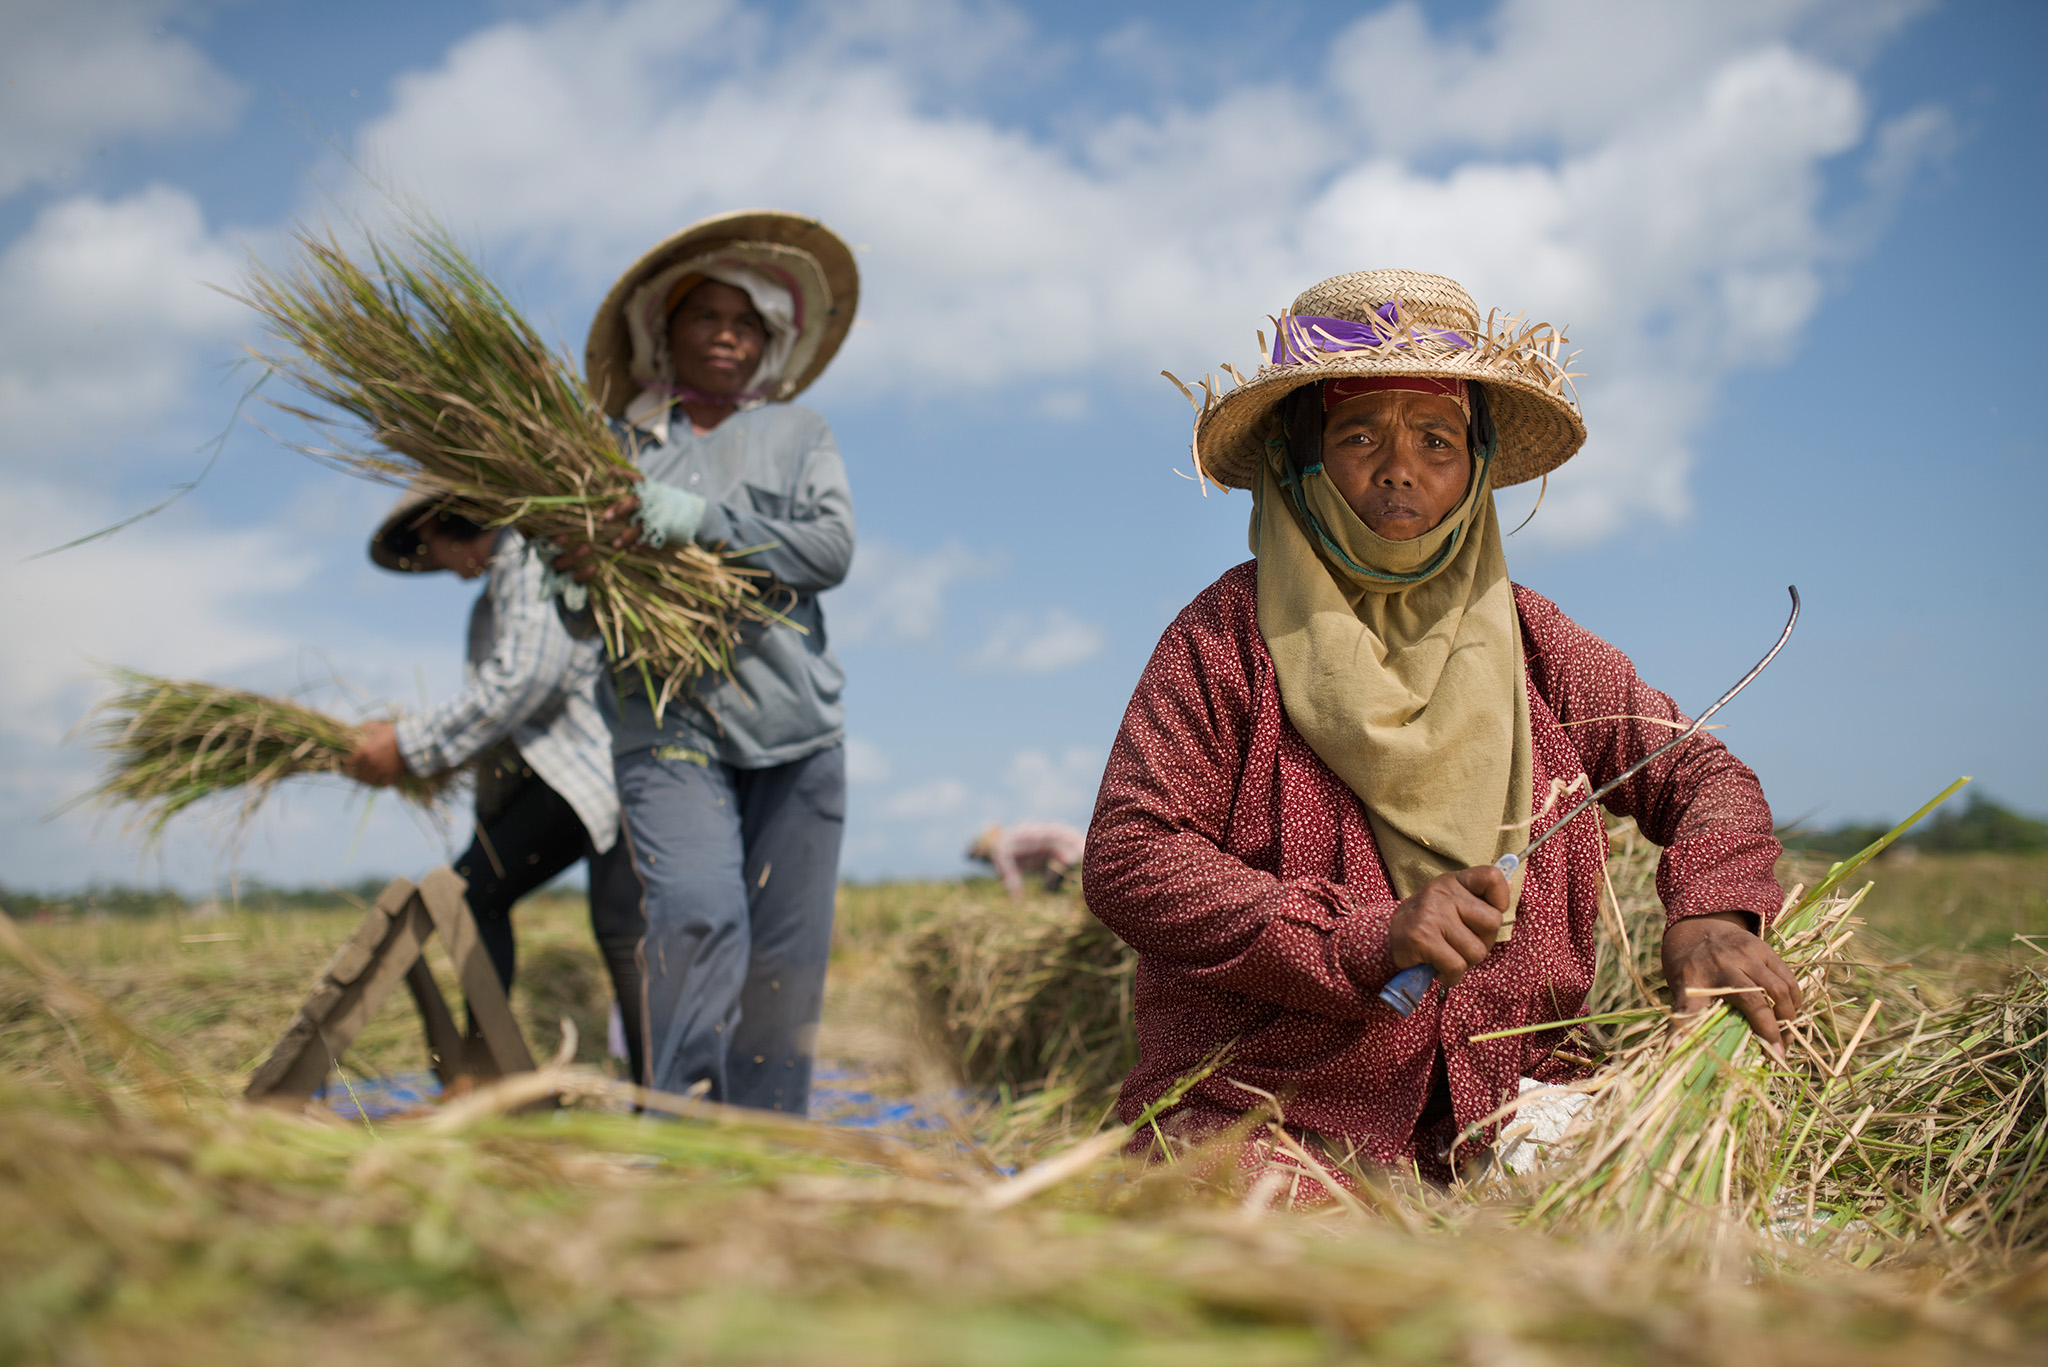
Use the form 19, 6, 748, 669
1512, 882, 1867, 1236
1514, 779, 1980, 1246
1769, 931, 2047, 1280
238, 224, 782, 720
79, 669, 454, 837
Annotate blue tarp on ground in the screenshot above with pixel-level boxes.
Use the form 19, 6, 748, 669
809, 1067, 954, 1131
317, 1072, 442, 1120
318, 1066, 960, 1131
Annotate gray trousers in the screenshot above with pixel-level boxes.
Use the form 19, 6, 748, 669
616, 742, 844, 1113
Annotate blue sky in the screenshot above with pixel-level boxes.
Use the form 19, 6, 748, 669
1, 0, 2041, 893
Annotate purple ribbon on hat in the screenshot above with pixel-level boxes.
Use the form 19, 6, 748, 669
1270, 303, 1472, 365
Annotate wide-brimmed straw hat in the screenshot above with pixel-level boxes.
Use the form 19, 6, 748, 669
1184, 269, 1586, 491
584, 209, 859, 419
368, 482, 485, 573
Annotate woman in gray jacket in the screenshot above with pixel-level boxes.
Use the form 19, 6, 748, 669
556, 212, 859, 1114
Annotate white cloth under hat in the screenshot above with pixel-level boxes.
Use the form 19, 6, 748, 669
621, 254, 801, 445
584, 210, 859, 430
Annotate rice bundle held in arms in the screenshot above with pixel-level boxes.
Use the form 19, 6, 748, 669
240, 225, 780, 718
82, 669, 453, 836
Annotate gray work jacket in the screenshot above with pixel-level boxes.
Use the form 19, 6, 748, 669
601, 402, 855, 769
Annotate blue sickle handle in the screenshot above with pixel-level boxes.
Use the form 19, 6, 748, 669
1377, 851, 1522, 1017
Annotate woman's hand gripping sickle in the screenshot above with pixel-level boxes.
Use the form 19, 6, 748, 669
1379, 858, 1803, 1059
1384, 864, 1512, 998
1379, 587, 1805, 1026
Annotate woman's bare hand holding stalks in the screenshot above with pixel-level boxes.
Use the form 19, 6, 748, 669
1388, 865, 1511, 989
343, 720, 408, 788
553, 470, 645, 584
1663, 912, 1801, 1057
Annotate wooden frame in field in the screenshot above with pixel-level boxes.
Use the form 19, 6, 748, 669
245, 867, 535, 1105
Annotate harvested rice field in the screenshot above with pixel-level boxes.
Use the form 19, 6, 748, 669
3, 840, 2046, 1365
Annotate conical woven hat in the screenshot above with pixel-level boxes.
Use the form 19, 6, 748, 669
584, 210, 859, 418
1188, 269, 1585, 490
367, 480, 485, 573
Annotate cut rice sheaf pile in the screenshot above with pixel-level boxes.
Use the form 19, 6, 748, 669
900, 883, 1136, 1111
241, 223, 781, 719
1452, 779, 2048, 1286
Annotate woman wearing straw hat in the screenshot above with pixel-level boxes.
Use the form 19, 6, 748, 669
347, 490, 646, 1087
554, 211, 858, 1113
1084, 270, 1800, 1183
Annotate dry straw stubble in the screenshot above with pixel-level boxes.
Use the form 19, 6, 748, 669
240, 224, 780, 719
3, 882, 2043, 1364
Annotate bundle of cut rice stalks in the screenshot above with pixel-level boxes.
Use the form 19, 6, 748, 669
79, 669, 454, 837
240, 225, 780, 718
1502, 877, 1868, 1240
1503, 780, 2015, 1262
1778, 934, 2047, 1279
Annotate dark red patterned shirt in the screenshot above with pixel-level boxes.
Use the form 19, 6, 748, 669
1085, 562, 1783, 1166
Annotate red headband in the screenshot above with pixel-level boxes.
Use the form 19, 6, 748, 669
1322, 375, 1470, 419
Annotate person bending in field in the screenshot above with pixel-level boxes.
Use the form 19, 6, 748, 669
552, 213, 858, 1115
1084, 269, 1797, 1187
968, 822, 1087, 899
346, 492, 645, 1086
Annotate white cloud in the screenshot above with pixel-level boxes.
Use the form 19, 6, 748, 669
858, 744, 1101, 870
879, 777, 972, 821
0, 0, 244, 201
844, 735, 891, 785
0, 186, 252, 459
1036, 389, 1089, 421
1322, 0, 1922, 156
1862, 103, 1958, 204
343, 0, 1938, 543
0, 481, 312, 746
1003, 746, 1102, 826
967, 609, 1104, 674
828, 537, 991, 646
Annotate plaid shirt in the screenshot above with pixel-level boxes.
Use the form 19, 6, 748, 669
395, 529, 619, 852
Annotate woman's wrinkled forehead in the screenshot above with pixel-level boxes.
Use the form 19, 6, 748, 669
1322, 375, 1471, 421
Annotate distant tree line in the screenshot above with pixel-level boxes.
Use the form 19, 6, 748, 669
6, 798, 2040, 916
1781, 794, 2048, 857
0, 876, 398, 920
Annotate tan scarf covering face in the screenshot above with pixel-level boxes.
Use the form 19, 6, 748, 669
1252, 395, 1533, 909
